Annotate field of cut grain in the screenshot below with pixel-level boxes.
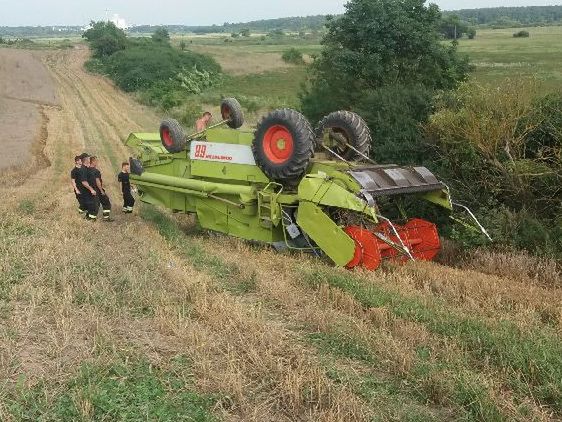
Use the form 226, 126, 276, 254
0, 32, 560, 421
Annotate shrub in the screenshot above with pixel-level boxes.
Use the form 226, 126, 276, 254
84, 58, 106, 74
513, 30, 530, 38
356, 85, 434, 164
152, 27, 170, 43
425, 80, 562, 256
281, 48, 305, 65
268, 29, 285, 38
138, 80, 177, 107
237, 96, 261, 114
175, 66, 216, 95
106, 45, 220, 92
174, 102, 204, 127
82, 21, 127, 58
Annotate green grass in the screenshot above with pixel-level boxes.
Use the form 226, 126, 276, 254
305, 269, 562, 415
184, 26, 562, 115
307, 331, 376, 364
3, 357, 217, 421
140, 205, 240, 281
457, 26, 562, 91
210, 67, 307, 109
328, 371, 441, 422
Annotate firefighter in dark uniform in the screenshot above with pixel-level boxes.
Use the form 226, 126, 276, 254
89, 156, 113, 221
79, 155, 98, 221
118, 161, 135, 213
70, 155, 86, 215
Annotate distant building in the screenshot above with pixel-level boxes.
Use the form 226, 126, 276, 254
111, 14, 129, 30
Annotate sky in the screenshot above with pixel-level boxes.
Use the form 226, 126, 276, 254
0, 0, 561, 26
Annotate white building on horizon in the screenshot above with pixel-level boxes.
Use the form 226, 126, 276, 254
111, 14, 129, 30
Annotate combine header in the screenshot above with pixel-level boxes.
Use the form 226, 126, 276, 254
127, 98, 489, 270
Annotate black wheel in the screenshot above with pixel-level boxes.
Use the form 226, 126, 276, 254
160, 119, 186, 153
315, 111, 372, 161
252, 109, 314, 185
221, 97, 244, 129
129, 158, 144, 176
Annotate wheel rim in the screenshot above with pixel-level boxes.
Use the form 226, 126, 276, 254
162, 128, 173, 147
221, 104, 231, 120
263, 125, 294, 164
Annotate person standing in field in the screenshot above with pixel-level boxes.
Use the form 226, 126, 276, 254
78, 154, 98, 221
90, 156, 113, 222
70, 155, 86, 215
118, 161, 135, 214
195, 111, 212, 132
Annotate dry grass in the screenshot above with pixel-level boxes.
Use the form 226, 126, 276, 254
0, 48, 371, 421
461, 248, 561, 288
190, 45, 294, 75
174, 232, 557, 420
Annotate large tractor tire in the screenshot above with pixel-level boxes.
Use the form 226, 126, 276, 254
160, 119, 186, 153
129, 157, 144, 176
221, 97, 244, 129
315, 111, 372, 161
252, 109, 314, 185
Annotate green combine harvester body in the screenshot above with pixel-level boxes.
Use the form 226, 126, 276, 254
126, 100, 487, 270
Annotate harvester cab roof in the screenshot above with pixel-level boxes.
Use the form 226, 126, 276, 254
126, 97, 490, 271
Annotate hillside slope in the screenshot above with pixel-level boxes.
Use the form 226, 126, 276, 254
0, 48, 560, 421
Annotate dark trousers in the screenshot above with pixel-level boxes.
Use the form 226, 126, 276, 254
75, 193, 86, 212
81, 191, 98, 218
96, 191, 112, 211
97, 191, 112, 219
123, 189, 135, 208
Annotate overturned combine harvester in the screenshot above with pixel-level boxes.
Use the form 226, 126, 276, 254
127, 98, 489, 270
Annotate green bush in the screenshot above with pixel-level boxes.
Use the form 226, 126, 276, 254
173, 102, 204, 127
152, 27, 170, 43
281, 48, 305, 65
175, 66, 217, 95
82, 21, 221, 112
84, 58, 106, 74
106, 45, 220, 92
426, 80, 562, 256
82, 21, 127, 58
513, 30, 530, 38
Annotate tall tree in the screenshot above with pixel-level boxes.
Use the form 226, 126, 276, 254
301, 0, 471, 163
82, 21, 127, 58
152, 27, 170, 43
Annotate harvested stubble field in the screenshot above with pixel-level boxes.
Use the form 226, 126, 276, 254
0, 46, 561, 421
0, 49, 59, 174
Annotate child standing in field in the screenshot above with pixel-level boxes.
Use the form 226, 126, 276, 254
118, 161, 135, 213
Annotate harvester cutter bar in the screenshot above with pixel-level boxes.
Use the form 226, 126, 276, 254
349, 166, 444, 197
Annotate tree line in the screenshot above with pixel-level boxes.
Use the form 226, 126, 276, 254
4, 5, 562, 40
447, 5, 562, 27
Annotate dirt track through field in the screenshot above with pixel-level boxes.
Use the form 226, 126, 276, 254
0, 47, 560, 421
